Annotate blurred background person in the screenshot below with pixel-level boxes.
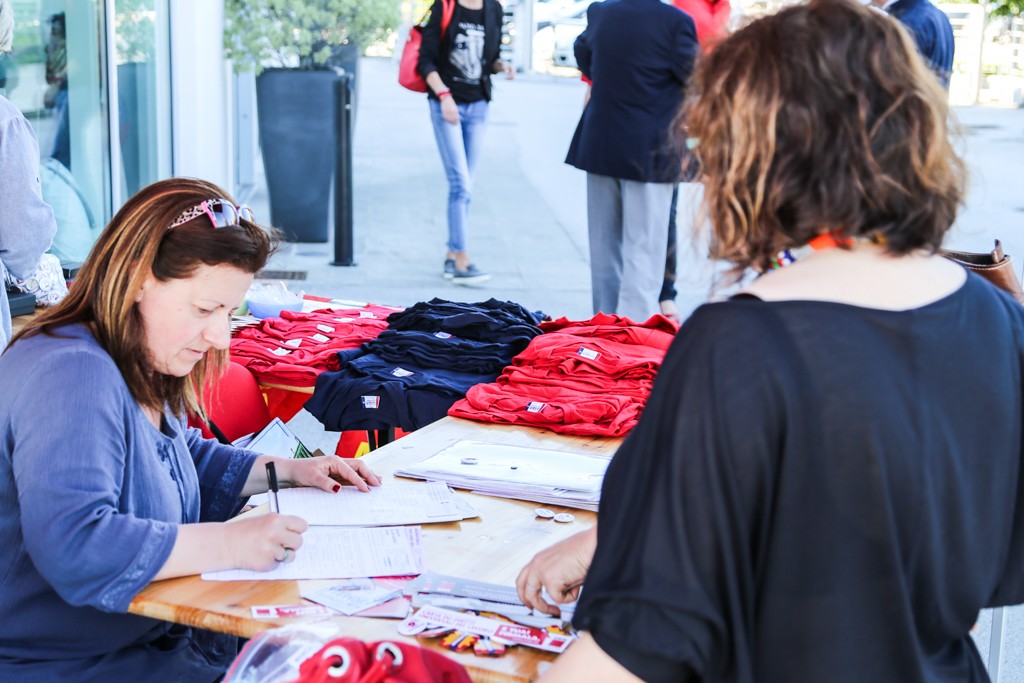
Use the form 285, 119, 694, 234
872, 0, 954, 89
659, 0, 732, 322
567, 0, 699, 323
0, 0, 57, 351
517, 1, 1024, 681
417, 0, 514, 286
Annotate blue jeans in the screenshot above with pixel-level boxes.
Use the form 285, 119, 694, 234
428, 98, 489, 253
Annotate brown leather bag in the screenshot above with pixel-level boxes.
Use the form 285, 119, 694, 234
941, 240, 1024, 305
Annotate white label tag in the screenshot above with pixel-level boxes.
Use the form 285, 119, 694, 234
284, 338, 303, 348
391, 367, 414, 377
577, 346, 600, 360
316, 323, 335, 333
271, 347, 292, 356
361, 396, 381, 409
310, 333, 330, 343
526, 402, 546, 413
434, 331, 453, 339
359, 311, 376, 318
334, 317, 355, 323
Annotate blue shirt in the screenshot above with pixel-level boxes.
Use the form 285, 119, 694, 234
0, 324, 257, 681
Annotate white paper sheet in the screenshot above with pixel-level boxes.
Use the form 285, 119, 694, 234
201, 526, 425, 581
276, 480, 476, 526
394, 440, 609, 509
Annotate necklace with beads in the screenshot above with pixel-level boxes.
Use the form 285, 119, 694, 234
769, 233, 875, 270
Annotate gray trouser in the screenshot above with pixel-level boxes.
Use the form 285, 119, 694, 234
586, 173, 674, 322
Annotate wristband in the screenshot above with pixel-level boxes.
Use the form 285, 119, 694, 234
436, 89, 452, 100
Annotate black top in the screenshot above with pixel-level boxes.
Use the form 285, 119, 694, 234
565, 0, 699, 183
417, 0, 504, 103
574, 274, 1024, 683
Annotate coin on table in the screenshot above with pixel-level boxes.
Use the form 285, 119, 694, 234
553, 512, 575, 523
534, 508, 555, 519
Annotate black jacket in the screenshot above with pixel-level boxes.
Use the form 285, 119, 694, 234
566, 0, 699, 183
416, 0, 504, 102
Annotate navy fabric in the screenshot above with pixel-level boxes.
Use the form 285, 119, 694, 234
307, 299, 545, 432
367, 329, 517, 374
565, 0, 699, 183
889, 0, 955, 88
385, 298, 544, 346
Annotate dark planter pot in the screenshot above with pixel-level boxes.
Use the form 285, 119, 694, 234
256, 68, 338, 243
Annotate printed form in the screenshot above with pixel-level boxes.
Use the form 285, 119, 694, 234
276, 480, 476, 526
201, 526, 425, 581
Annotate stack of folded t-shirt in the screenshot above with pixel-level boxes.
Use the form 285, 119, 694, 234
228, 305, 395, 387
305, 298, 545, 432
448, 312, 678, 437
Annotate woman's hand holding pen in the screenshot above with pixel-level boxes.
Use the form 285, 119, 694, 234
229, 513, 307, 571
274, 454, 382, 493
516, 526, 598, 616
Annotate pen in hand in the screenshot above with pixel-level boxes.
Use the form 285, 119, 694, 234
266, 462, 280, 514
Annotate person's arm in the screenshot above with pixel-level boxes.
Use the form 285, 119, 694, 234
516, 526, 596, 615
671, 14, 701, 86
151, 513, 308, 580
425, 71, 459, 125
0, 109, 57, 279
539, 634, 644, 683
416, 0, 459, 123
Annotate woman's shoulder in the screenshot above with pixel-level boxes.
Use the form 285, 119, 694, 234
3, 323, 120, 381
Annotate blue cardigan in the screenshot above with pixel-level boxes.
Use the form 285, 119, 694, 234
0, 324, 258, 681
565, 0, 699, 183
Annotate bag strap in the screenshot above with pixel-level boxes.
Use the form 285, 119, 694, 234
440, 0, 456, 37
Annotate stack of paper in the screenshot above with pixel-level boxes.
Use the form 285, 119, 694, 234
394, 440, 609, 511
276, 480, 479, 526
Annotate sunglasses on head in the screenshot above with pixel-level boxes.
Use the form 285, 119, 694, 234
169, 199, 255, 230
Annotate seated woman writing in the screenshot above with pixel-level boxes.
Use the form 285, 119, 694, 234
0, 177, 380, 681
517, 1, 1024, 681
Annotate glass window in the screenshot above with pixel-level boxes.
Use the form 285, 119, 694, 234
114, 0, 170, 200
5, 1, 110, 268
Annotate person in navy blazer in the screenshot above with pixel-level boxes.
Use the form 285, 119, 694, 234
566, 0, 699, 323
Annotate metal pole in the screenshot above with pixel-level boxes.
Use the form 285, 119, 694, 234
332, 71, 356, 266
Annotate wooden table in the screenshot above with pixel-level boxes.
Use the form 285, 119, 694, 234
10, 309, 39, 337
129, 416, 621, 682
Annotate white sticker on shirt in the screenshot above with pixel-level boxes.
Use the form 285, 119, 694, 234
577, 347, 600, 360
434, 331, 453, 339
284, 338, 303, 348
391, 367, 414, 377
359, 311, 376, 318
316, 324, 335, 333
334, 317, 355, 323
361, 396, 381, 409
271, 347, 293, 356
526, 402, 547, 413
310, 333, 330, 343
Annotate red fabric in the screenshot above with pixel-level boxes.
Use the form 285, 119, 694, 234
288, 638, 471, 683
398, 0, 456, 92
229, 306, 392, 387
673, 0, 731, 49
188, 362, 271, 442
449, 313, 677, 437
450, 382, 645, 436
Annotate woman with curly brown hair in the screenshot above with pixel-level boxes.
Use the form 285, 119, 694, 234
516, 1, 1024, 681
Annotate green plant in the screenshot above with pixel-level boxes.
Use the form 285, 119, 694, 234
224, 0, 399, 74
